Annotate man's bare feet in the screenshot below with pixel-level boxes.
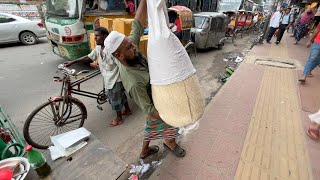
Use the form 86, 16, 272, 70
109, 119, 124, 127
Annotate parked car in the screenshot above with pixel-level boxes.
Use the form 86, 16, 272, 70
0, 13, 46, 45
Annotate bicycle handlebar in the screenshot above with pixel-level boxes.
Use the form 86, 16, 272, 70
58, 64, 76, 75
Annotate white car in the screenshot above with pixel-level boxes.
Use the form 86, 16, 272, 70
0, 13, 46, 45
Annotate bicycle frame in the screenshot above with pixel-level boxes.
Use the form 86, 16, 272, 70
55, 70, 101, 100
70, 70, 101, 99
50, 69, 104, 125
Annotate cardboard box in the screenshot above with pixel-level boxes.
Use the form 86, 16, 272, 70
139, 35, 148, 57
112, 18, 134, 36
99, 18, 113, 31
89, 33, 96, 51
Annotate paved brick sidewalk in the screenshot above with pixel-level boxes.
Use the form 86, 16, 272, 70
150, 33, 320, 180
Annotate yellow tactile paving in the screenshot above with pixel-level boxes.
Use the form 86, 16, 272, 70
235, 67, 313, 180
270, 40, 289, 57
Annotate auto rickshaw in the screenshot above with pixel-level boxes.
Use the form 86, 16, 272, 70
168, 6, 197, 61
191, 12, 227, 49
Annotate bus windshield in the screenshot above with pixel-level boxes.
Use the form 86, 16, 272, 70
47, 0, 79, 18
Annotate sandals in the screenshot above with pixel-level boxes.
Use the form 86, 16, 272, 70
163, 143, 186, 158
306, 127, 319, 140
140, 145, 159, 159
109, 119, 124, 127
298, 78, 306, 83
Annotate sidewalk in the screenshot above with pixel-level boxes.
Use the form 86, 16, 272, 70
149, 33, 320, 180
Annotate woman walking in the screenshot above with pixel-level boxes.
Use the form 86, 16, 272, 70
298, 21, 320, 83
294, 9, 314, 44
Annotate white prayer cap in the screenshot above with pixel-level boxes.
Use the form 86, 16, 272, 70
103, 31, 125, 55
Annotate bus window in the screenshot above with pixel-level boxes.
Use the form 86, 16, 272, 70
86, 0, 126, 11
47, 0, 79, 18
100, 0, 108, 10
106, 0, 125, 11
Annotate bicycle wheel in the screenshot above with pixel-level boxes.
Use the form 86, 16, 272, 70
185, 42, 197, 61
23, 97, 87, 149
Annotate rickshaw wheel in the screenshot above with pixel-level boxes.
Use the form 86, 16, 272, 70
185, 42, 197, 61
218, 42, 224, 50
231, 35, 235, 43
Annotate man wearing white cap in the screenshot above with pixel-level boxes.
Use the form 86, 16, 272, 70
104, 0, 185, 159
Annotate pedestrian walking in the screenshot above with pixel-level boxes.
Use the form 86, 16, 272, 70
266, 6, 284, 43
276, 8, 292, 44
313, 4, 320, 28
298, 21, 320, 83
64, 27, 132, 127
294, 9, 314, 44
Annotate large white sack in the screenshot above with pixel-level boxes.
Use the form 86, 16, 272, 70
147, 0, 204, 127
152, 74, 205, 127
146, 0, 195, 85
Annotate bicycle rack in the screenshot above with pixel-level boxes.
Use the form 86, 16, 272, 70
0, 106, 26, 160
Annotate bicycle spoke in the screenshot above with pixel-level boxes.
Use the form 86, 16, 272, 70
64, 124, 81, 130
34, 114, 55, 123
64, 123, 81, 130
44, 106, 54, 119
65, 122, 80, 128
29, 119, 54, 126
66, 114, 82, 120
36, 127, 56, 145
63, 118, 83, 125
31, 132, 51, 146
71, 107, 81, 114
51, 126, 59, 136
34, 115, 54, 123
61, 126, 72, 133
29, 125, 55, 136
39, 109, 53, 120
63, 121, 80, 129
44, 136, 52, 147
33, 128, 50, 145
29, 123, 55, 130
31, 117, 55, 123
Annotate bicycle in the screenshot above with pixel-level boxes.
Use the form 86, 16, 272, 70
23, 64, 108, 149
